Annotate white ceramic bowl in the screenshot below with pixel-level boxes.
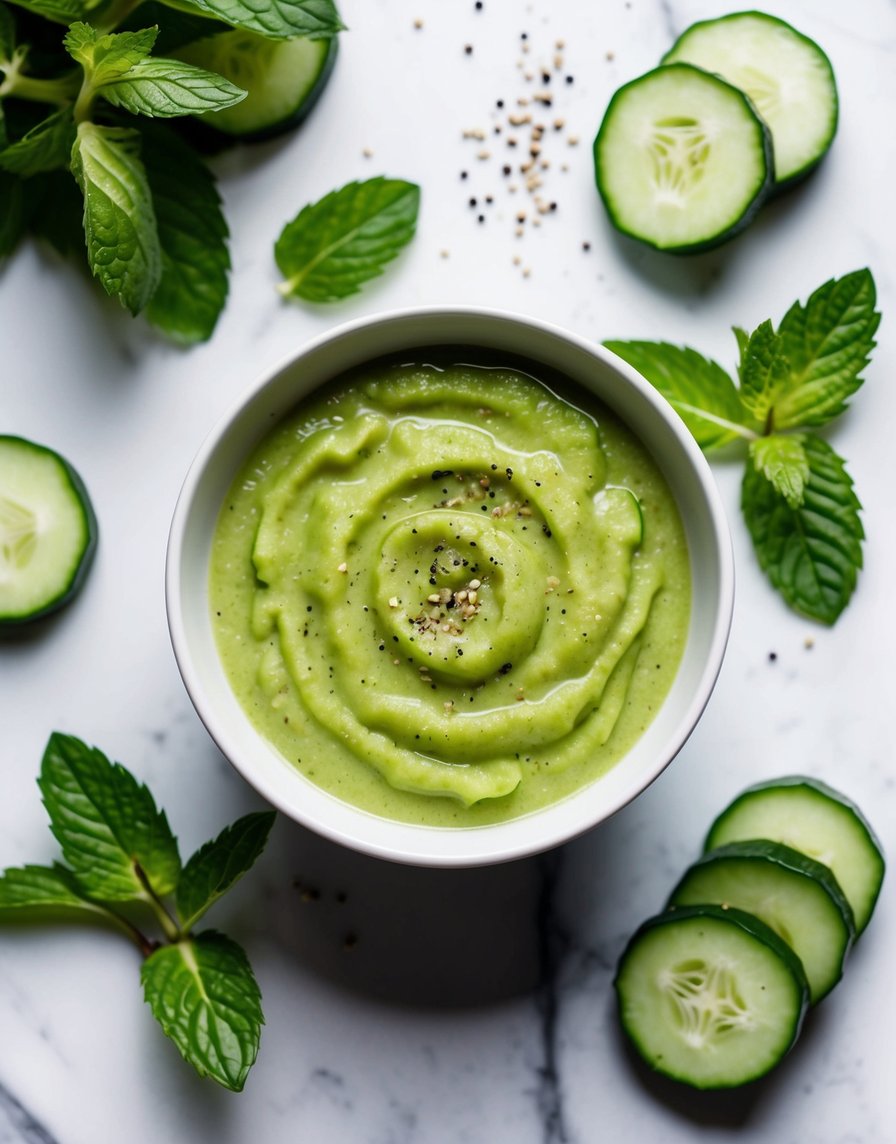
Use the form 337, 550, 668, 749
166, 307, 734, 867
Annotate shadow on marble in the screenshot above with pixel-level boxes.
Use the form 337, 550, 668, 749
249, 817, 550, 1008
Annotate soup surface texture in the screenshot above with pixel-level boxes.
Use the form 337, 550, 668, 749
209, 356, 691, 825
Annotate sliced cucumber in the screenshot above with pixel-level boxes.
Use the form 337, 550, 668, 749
0, 436, 97, 626
175, 29, 338, 142
615, 904, 809, 1089
668, 840, 855, 1003
662, 12, 838, 187
593, 62, 772, 253
705, 776, 885, 935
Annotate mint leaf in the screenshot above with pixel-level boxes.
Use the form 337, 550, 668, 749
141, 931, 263, 1091
3, 0, 89, 25
64, 23, 158, 83
0, 108, 75, 176
732, 325, 750, 385
139, 120, 230, 343
98, 57, 246, 118
771, 269, 880, 430
183, 0, 344, 40
176, 811, 275, 931
603, 340, 754, 450
275, 176, 420, 303
70, 121, 161, 314
0, 171, 25, 257
0, 863, 107, 916
738, 319, 793, 427
749, 433, 809, 508
742, 435, 863, 624
38, 732, 182, 901
0, 2, 15, 56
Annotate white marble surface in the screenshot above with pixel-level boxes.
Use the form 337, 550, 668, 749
1, 0, 894, 1140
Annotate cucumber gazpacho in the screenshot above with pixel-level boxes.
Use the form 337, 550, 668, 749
209, 357, 691, 825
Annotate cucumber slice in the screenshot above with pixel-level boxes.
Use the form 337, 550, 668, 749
662, 12, 838, 188
668, 840, 855, 1003
615, 904, 809, 1089
0, 436, 97, 626
705, 776, 885, 935
593, 63, 773, 253
175, 30, 338, 141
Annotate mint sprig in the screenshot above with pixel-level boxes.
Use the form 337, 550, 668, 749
1, 0, 344, 341
0, 732, 276, 1092
275, 176, 421, 303
606, 268, 879, 624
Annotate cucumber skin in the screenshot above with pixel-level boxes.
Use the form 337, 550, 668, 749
661, 10, 838, 193
704, 775, 885, 933
669, 839, 856, 1002
0, 436, 98, 629
593, 64, 775, 255
200, 35, 338, 144
615, 903, 810, 1089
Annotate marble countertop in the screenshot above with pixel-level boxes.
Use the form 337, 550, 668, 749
2, 0, 893, 1140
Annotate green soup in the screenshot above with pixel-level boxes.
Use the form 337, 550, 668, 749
209, 356, 691, 826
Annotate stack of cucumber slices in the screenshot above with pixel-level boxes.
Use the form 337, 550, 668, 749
615, 776, 885, 1089
593, 11, 839, 252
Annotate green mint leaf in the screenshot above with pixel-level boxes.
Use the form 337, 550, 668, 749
0, 2, 15, 57
0, 171, 26, 257
64, 23, 157, 83
0, 108, 75, 177
3, 0, 89, 25
275, 176, 420, 303
176, 811, 275, 931
749, 433, 809, 508
98, 56, 246, 118
772, 269, 881, 430
741, 435, 863, 624
603, 340, 754, 450
139, 120, 230, 343
0, 863, 109, 916
182, 0, 344, 40
732, 325, 750, 384
70, 121, 162, 314
141, 931, 263, 1091
738, 319, 793, 427
38, 731, 182, 901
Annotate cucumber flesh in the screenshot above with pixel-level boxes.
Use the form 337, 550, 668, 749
705, 776, 885, 935
668, 840, 855, 1003
615, 904, 809, 1089
176, 30, 338, 141
0, 436, 97, 626
593, 63, 772, 253
662, 12, 838, 187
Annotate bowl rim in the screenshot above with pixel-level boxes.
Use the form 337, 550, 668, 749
166, 304, 734, 867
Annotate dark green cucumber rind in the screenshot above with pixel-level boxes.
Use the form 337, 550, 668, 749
660, 11, 838, 192
615, 903, 809, 1089
0, 436, 98, 628
593, 64, 774, 255
196, 35, 338, 143
704, 775, 885, 934
668, 839, 856, 1002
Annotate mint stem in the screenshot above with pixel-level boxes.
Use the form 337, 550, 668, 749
134, 864, 182, 943
0, 50, 80, 105
103, 907, 159, 958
